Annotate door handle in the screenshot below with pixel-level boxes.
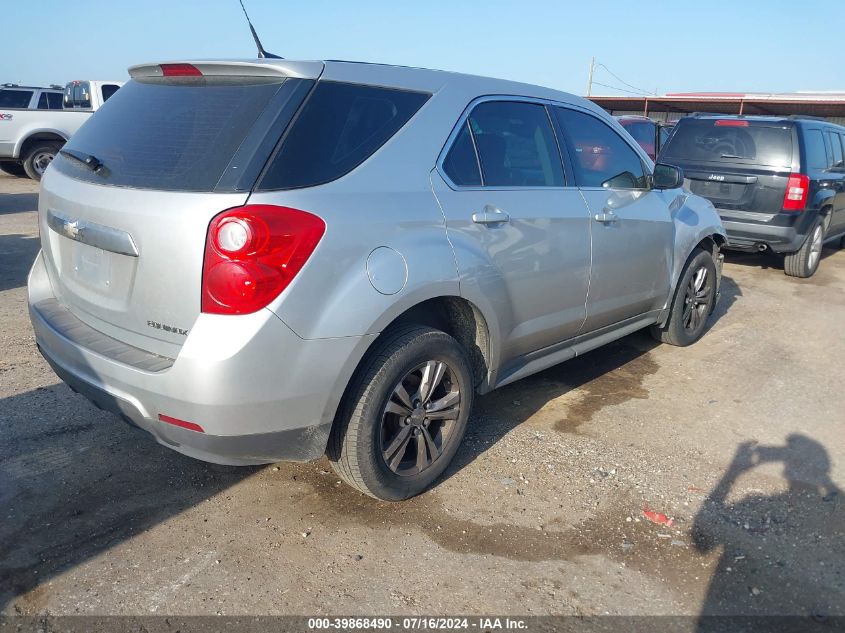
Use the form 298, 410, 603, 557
593, 210, 619, 224
472, 206, 510, 225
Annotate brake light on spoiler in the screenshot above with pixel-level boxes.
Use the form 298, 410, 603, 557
159, 63, 203, 77
783, 174, 810, 212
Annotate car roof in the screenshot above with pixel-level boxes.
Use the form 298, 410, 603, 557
129, 57, 606, 116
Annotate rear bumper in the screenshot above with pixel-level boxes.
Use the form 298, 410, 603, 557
717, 208, 810, 253
28, 251, 375, 465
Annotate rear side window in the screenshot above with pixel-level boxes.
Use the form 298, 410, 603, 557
259, 82, 429, 190
828, 131, 844, 168
0, 89, 33, 108
443, 121, 482, 186
805, 130, 829, 170
467, 101, 564, 187
662, 119, 793, 167
555, 107, 648, 189
101, 84, 120, 102
53, 77, 299, 192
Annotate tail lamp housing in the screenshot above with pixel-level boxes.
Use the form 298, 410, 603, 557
782, 174, 810, 212
202, 205, 325, 315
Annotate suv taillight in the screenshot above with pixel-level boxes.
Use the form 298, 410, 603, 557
782, 174, 810, 212
202, 205, 325, 315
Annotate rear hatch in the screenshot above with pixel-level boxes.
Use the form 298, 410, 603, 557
661, 118, 797, 218
38, 61, 321, 357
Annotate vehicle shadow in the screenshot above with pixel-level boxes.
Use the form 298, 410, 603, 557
0, 193, 38, 216
446, 276, 741, 479
0, 233, 41, 292
723, 247, 839, 272
0, 383, 258, 612
692, 435, 844, 629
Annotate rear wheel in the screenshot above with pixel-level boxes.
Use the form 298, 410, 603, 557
650, 248, 718, 347
784, 219, 823, 278
0, 162, 26, 177
22, 142, 62, 181
328, 325, 473, 501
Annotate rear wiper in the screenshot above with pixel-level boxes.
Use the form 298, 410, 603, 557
720, 153, 744, 159
60, 149, 103, 172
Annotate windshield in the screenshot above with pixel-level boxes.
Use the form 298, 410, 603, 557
662, 119, 793, 167
53, 77, 294, 192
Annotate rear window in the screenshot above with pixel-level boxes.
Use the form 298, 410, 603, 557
258, 82, 430, 190
0, 89, 33, 108
53, 77, 298, 192
64, 82, 92, 109
662, 119, 793, 167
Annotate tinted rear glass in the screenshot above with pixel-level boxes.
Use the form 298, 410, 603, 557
0, 89, 33, 108
258, 81, 429, 190
662, 119, 793, 167
443, 121, 481, 186
53, 77, 289, 191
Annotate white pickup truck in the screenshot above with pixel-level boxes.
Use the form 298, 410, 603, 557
0, 80, 123, 180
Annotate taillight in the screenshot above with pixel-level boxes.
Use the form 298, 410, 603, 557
160, 63, 202, 77
782, 174, 810, 212
714, 119, 749, 127
202, 205, 325, 315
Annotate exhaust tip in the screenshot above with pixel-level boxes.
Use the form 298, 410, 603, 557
757, 243, 767, 252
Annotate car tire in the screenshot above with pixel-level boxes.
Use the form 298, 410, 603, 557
0, 162, 27, 177
784, 219, 824, 278
650, 247, 718, 347
327, 325, 474, 501
22, 142, 62, 181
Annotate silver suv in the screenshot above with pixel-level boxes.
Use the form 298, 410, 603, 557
29, 59, 725, 500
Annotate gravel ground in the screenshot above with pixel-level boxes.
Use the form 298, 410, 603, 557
1, 172, 843, 618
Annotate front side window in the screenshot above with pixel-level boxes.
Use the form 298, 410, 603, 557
443, 121, 482, 186
466, 101, 564, 187
259, 82, 429, 190
101, 84, 120, 102
0, 89, 33, 108
556, 107, 648, 189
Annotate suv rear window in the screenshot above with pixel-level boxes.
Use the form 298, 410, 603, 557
0, 89, 33, 108
53, 77, 301, 192
662, 119, 793, 167
258, 82, 429, 190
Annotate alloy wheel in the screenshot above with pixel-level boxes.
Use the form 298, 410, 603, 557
808, 225, 823, 272
380, 360, 461, 476
32, 151, 55, 177
683, 265, 712, 333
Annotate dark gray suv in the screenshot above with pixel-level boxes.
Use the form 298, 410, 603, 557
661, 114, 845, 277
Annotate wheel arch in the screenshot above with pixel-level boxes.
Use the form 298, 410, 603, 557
18, 130, 68, 158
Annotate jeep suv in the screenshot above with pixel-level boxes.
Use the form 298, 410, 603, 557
29, 59, 725, 500
661, 114, 845, 277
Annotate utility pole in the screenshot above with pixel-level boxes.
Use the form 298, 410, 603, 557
586, 57, 595, 97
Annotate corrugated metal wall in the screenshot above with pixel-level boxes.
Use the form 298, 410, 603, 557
609, 109, 845, 125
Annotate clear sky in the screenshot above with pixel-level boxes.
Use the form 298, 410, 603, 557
4, 0, 844, 96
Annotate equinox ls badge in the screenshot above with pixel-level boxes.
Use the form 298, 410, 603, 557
147, 320, 188, 336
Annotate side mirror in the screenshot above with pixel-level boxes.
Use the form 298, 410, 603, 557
652, 163, 684, 190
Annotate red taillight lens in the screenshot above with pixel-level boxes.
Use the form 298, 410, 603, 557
783, 174, 810, 212
202, 205, 325, 315
160, 63, 202, 77
714, 119, 749, 127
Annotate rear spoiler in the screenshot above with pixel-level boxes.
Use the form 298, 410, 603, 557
128, 59, 324, 80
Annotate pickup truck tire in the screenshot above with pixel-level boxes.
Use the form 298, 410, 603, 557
328, 325, 473, 501
784, 219, 823, 278
650, 248, 717, 347
22, 142, 62, 181
0, 162, 26, 177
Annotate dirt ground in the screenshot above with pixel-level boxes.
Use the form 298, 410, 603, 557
1, 171, 843, 619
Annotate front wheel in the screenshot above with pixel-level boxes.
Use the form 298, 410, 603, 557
784, 219, 824, 278
650, 248, 718, 347
328, 325, 473, 501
